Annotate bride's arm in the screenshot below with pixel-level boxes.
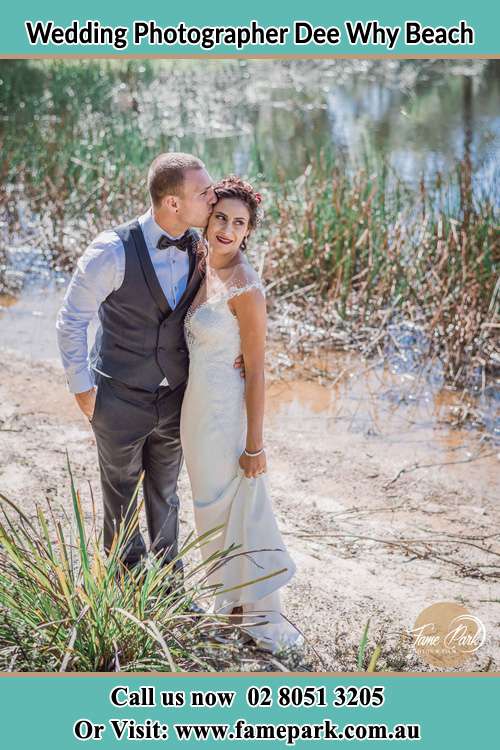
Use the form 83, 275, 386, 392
229, 288, 267, 478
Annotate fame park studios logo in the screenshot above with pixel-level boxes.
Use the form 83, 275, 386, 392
408, 602, 486, 667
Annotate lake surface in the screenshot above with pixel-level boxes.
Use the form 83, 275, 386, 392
2, 59, 499, 189
129, 60, 500, 192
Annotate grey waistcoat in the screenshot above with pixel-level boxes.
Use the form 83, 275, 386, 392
92, 218, 202, 392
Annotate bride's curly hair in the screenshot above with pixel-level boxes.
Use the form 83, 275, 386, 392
196, 175, 263, 271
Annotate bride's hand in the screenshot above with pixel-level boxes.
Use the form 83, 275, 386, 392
239, 450, 267, 478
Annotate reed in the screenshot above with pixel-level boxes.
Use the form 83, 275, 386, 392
264, 155, 498, 385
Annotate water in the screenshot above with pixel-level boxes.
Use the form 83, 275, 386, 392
142, 60, 500, 189
2, 60, 499, 188
266, 370, 499, 495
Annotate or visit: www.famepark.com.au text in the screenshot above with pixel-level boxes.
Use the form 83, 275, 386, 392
170, 718, 421, 743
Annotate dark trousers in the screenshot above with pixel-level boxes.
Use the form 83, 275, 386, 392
91, 373, 185, 569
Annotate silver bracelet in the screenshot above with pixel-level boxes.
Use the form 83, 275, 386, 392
244, 447, 265, 457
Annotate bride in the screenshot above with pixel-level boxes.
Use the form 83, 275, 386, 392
180, 176, 300, 652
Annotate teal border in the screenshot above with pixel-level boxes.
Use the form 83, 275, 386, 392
0, 674, 497, 748
0, 1, 498, 56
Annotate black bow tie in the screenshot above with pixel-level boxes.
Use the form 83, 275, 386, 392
157, 231, 191, 252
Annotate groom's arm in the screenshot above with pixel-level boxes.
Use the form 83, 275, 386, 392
56, 232, 124, 417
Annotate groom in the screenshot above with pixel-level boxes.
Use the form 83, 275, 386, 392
57, 152, 233, 572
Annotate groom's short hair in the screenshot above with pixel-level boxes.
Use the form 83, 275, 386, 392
148, 152, 205, 206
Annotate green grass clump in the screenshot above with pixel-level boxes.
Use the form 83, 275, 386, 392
0, 459, 291, 672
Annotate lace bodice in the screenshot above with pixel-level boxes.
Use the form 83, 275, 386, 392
182, 260, 265, 459
184, 261, 265, 360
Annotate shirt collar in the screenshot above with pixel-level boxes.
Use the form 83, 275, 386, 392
139, 209, 185, 250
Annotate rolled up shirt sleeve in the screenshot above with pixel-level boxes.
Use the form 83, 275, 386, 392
56, 231, 124, 394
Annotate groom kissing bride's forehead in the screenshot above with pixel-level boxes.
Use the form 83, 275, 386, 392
56, 152, 299, 651
147, 152, 217, 232
56, 152, 233, 571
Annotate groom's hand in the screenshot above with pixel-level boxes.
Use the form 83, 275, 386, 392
75, 387, 97, 421
233, 354, 245, 379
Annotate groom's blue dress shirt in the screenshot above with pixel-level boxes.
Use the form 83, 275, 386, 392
56, 209, 190, 393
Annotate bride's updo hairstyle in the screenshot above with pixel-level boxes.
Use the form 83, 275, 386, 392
212, 175, 263, 250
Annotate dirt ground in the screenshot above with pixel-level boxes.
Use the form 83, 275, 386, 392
0, 349, 498, 672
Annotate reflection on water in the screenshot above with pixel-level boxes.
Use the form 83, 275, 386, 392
3, 59, 499, 189
267, 357, 487, 441
267, 360, 499, 492
145, 60, 500, 190
0, 294, 17, 309
0, 282, 67, 362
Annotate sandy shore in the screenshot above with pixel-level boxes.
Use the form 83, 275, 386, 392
0, 349, 498, 672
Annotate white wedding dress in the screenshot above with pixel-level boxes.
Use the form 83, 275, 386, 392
180, 260, 299, 652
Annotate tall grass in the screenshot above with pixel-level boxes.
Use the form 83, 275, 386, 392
0, 460, 295, 672
264, 155, 498, 385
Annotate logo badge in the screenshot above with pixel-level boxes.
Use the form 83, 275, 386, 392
410, 602, 486, 667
